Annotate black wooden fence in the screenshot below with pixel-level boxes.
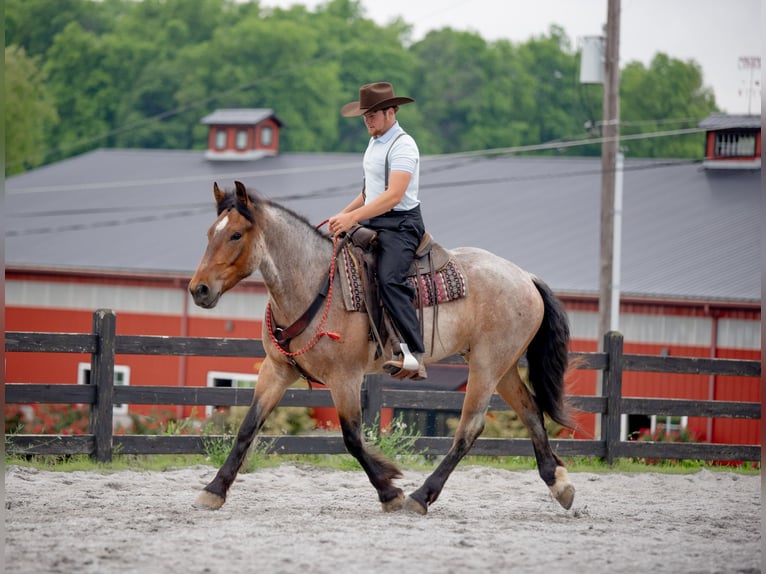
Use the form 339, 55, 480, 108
5, 309, 761, 464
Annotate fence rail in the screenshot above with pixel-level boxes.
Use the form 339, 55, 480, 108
5, 309, 761, 464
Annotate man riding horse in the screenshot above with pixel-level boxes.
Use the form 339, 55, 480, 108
328, 82, 427, 380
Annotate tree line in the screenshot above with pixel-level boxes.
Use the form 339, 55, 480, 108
5, 0, 719, 176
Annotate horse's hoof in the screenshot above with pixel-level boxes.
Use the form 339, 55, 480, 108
381, 491, 405, 513
193, 490, 225, 510
403, 495, 428, 515
549, 466, 575, 510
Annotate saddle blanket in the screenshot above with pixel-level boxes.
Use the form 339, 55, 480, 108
339, 247, 467, 313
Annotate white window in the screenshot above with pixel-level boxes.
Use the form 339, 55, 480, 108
215, 128, 227, 149
622, 413, 688, 441
260, 126, 273, 146
78, 363, 130, 416
206, 370, 259, 417
235, 129, 248, 150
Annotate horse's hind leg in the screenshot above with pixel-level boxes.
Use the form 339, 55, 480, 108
403, 375, 494, 515
330, 380, 405, 512
194, 357, 293, 510
495, 365, 575, 510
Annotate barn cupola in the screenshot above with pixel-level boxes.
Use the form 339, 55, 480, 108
201, 108, 283, 161
699, 113, 761, 170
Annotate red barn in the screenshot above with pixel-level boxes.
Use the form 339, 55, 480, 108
6, 112, 760, 445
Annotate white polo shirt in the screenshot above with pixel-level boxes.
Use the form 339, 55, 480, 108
362, 122, 420, 211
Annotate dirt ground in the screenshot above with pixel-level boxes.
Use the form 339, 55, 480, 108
5, 463, 761, 574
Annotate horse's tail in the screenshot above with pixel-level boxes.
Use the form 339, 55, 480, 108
526, 276, 575, 429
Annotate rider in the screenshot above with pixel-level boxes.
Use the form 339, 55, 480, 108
328, 82, 427, 380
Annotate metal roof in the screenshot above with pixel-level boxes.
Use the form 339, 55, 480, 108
199, 108, 283, 126
5, 148, 761, 302
698, 113, 762, 130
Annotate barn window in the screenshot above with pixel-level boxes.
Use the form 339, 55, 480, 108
78, 363, 130, 416
205, 370, 258, 417
623, 414, 688, 441
214, 129, 227, 149
260, 125, 273, 147
235, 129, 249, 150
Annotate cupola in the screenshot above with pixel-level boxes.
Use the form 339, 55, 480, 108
699, 113, 761, 170
200, 108, 283, 161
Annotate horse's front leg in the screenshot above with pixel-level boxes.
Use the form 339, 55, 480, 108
330, 380, 405, 512
194, 357, 294, 510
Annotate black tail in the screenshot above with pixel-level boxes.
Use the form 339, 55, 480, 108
526, 277, 574, 428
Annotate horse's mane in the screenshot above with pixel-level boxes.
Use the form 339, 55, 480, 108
216, 187, 330, 240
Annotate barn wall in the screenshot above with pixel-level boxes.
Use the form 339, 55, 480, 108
562, 307, 760, 444
6, 277, 760, 444
568, 310, 761, 350
6, 278, 270, 320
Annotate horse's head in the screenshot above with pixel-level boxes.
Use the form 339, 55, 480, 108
189, 181, 259, 308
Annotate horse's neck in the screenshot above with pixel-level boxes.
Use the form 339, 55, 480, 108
259, 206, 332, 320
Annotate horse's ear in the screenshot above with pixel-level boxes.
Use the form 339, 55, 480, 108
234, 180, 251, 208
213, 182, 225, 205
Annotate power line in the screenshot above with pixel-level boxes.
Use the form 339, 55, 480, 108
6, 155, 700, 237
420, 126, 706, 161
8, 125, 707, 195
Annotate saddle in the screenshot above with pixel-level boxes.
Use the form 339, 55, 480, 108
340, 225, 466, 359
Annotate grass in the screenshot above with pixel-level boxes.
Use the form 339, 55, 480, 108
5, 451, 759, 476
6, 414, 758, 476
459, 455, 760, 476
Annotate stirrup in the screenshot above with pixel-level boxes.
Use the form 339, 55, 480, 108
382, 344, 427, 380
382, 360, 428, 381
398, 343, 419, 370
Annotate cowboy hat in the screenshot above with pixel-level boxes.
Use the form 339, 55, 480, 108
341, 82, 415, 117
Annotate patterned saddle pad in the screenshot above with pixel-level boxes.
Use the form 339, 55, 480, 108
338, 246, 467, 313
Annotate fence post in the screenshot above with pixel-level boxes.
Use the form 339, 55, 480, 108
89, 309, 116, 462
362, 375, 385, 437
601, 330, 623, 465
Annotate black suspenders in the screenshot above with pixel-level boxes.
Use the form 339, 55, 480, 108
362, 132, 407, 199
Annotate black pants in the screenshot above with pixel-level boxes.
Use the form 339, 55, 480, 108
362, 206, 426, 354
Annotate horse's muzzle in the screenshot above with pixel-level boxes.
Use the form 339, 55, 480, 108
189, 282, 220, 308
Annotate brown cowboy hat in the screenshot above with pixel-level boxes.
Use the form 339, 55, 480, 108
341, 82, 415, 117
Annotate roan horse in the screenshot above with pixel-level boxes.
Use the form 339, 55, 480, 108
189, 180, 576, 514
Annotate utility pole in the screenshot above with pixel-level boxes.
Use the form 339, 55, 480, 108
598, 0, 621, 347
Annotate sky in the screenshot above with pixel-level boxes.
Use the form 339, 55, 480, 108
260, 0, 762, 115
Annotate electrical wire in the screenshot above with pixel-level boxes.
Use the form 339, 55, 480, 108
6, 132, 702, 237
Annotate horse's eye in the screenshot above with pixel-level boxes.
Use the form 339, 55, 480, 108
230, 232, 242, 241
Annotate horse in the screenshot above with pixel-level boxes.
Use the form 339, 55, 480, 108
188, 180, 576, 514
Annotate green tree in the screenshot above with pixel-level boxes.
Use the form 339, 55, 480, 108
5, 0, 120, 56
41, 22, 122, 160
192, 11, 342, 152
4, 45, 59, 175
409, 29, 492, 154
4, 0, 725, 173
620, 53, 717, 158
514, 25, 587, 154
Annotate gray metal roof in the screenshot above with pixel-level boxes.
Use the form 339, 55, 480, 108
199, 108, 283, 126
698, 113, 762, 130
5, 148, 761, 302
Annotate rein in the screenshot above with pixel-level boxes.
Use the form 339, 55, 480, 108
265, 229, 341, 362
